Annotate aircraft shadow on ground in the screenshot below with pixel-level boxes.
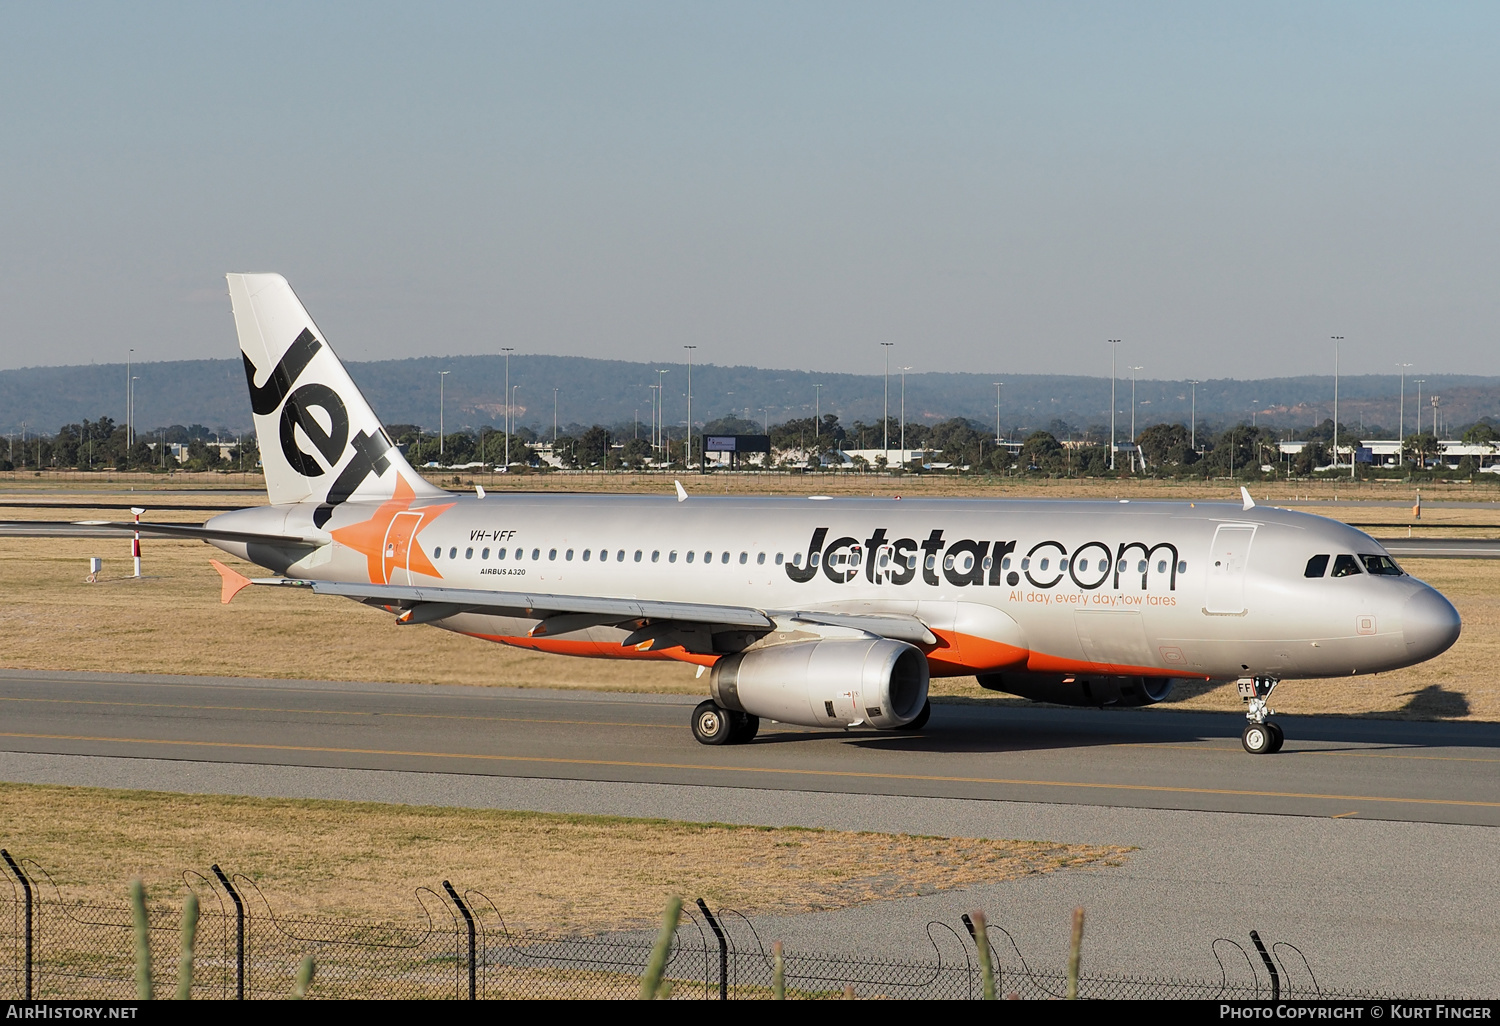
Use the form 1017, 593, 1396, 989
750, 702, 1500, 755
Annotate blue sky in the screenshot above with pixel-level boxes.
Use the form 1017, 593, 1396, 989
2, 2, 1497, 379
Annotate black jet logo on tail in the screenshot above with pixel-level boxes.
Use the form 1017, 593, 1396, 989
242, 327, 395, 527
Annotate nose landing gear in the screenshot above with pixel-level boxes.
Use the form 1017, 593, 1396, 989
1237, 677, 1284, 754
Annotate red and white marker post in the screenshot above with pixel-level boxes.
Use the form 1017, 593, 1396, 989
130, 506, 144, 577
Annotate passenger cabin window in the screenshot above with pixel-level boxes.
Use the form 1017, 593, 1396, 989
1331, 554, 1363, 577
1304, 554, 1330, 578
1361, 554, 1404, 576
618, 550, 626, 562
668, 551, 677, 563
449, 547, 458, 559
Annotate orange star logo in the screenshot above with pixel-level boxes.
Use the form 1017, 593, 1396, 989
329, 476, 456, 584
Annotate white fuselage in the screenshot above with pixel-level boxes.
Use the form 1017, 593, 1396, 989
206, 493, 1461, 682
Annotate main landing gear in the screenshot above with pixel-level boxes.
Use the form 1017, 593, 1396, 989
1237, 677, 1284, 754
691, 700, 759, 746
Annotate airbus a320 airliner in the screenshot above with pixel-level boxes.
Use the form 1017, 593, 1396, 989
129, 274, 1462, 754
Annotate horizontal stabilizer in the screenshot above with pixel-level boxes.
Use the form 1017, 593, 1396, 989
209, 560, 254, 604
0, 520, 316, 547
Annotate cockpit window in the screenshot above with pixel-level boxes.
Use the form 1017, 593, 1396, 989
1304, 554, 1330, 578
1361, 553, 1405, 576
1331, 554, 1363, 577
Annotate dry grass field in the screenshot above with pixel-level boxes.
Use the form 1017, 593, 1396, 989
1, 479, 1497, 719
0, 783, 1126, 928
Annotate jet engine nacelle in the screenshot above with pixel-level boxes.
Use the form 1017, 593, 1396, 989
710, 638, 930, 729
976, 671, 1175, 708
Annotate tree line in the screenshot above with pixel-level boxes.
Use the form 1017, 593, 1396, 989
6, 412, 1497, 480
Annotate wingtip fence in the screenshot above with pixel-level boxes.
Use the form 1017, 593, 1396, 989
0, 850, 1434, 1001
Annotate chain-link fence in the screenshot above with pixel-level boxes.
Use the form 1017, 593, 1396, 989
0, 850, 1426, 1000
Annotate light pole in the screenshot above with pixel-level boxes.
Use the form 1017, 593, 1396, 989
1432, 394, 1441, 440
511, 385, 520, 464
1129, 366, 1142, 472
657, 369, 670, 455
881, 343, 893, 462
647, 385, 658, 453
553, 388, 559, 446
438, 370, 450, 458
1397, 363, 1412, 465
128, 376, 139, 463
1330, 337, 1343, 471
901, 368, 912, 465
993, 382, 1003, 442
501, 348, 513, 468
684, 346, 696, 468
813, 384, 822, 438
1188, 380, 1200, 452
1107, 341, 1121, 470
129, 376, 140, 452
126, 349, 133, 447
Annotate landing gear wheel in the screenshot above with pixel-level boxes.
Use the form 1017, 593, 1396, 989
691, 701, 734, 746
1265, 722, 1285, 753
1242, 723, 1275, 755
729, 712, 760, 744
895, 698, 932, 731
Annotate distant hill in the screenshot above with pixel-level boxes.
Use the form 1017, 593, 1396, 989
2, 354, 1496, 439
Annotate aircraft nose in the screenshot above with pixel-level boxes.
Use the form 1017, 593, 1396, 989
1402, 587, 1461, 661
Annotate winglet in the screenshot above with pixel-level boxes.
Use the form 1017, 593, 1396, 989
674, 480, 688, 502
476, 485, 486, 499
210, 559, 254, 605
1241, 486, 1255, 511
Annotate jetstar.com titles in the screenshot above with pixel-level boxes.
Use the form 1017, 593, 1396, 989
785, 528, 1182, 592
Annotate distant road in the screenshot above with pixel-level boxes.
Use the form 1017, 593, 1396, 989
1377, 537, 1500, 558
0, 670, 1494, 827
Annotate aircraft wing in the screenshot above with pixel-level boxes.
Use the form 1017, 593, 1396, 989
244, 575, 777, 630
0, 520, 316, 548
216, 566, 939, 644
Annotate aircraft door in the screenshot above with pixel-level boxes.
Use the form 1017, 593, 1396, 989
381, 511, 425, 585
1204, 524, 1256, 615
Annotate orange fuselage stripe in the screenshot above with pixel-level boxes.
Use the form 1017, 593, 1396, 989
463, 627, 1197, 679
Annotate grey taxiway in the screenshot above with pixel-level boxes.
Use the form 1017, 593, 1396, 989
0, 669, 1495, 995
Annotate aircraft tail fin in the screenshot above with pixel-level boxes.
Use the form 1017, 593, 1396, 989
226, 273, 445, 523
